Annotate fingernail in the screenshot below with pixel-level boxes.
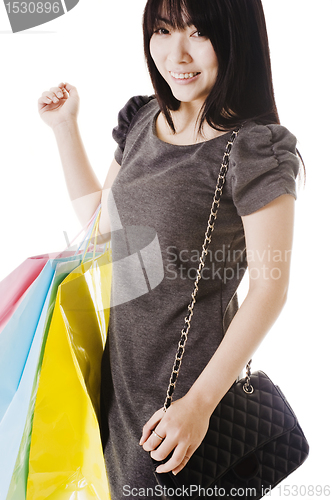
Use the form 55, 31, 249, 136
57, 92, 62, 98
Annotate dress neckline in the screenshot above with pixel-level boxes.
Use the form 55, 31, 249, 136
151, 109, 233, 148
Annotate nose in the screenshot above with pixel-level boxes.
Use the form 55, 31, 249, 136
167, 32, 192, 65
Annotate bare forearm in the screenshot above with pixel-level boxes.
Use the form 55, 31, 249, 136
186, 196, 295, 416
53, 119, 102, 226
186, 285, 287, 415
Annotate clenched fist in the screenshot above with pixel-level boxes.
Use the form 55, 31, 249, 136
38, 82, 80, 129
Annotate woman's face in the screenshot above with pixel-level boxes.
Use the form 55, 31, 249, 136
149, 19, 218, 107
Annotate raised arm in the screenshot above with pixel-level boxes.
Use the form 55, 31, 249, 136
140, 193, 295, 474
38, 82, 119, 243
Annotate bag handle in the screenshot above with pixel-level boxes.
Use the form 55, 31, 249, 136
163, 127, 253, 412
66, 204, 101, 253
72, 204, 111, 262
80, 206, 111, 262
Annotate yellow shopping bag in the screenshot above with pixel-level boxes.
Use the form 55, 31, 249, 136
27, 212, 112, 500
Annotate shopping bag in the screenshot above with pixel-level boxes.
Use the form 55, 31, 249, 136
26, 215, 112, 499
0, 249, 93, 425
0, 205, 104, 500
3, 256, 86, 500
0, 264, 51, 500
0, 256, 48, 333
0, 262, 54, 425
0, 204, 101, 336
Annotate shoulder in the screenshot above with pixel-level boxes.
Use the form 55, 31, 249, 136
229, 120, 300, 216
112, 95, 157, 150
232, 120, 298, 163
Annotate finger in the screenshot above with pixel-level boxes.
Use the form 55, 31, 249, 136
142, 428, 166, 452
149, 430, 178, 460
140, 408, 164, 446
140, 410, 164, 446
171, 453, 192, 475
154, 444, 189, 474
39, 90, 60, 104
62, 82, 77, 94
50, 87, 65, 99
57, 83, 69, 96
39, 91, 58, 104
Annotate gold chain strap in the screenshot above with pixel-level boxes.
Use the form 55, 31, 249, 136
163, 126, 252, 412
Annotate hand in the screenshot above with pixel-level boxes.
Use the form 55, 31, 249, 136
139, 395, 210, 475
37, 82, 80, 129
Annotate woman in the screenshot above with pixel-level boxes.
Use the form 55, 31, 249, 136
37, 0, 301, 497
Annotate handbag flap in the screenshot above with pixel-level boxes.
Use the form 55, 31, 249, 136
175, 370, 297, 489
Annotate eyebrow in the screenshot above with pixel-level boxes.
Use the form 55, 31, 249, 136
155, 16, 172, 25
154, 15, 193, 29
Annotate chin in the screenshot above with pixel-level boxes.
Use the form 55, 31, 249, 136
171, 92, 207, 105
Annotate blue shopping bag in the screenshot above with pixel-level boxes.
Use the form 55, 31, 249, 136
0, 262, 54, 423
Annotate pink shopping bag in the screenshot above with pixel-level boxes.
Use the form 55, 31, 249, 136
0, 206, 102, 334
0, 256, 48, 332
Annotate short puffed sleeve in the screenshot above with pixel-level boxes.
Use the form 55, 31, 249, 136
230, 122, 300, 216
112, 95, 154, 165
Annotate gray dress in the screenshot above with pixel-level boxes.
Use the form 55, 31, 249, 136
100, 95, 299, 499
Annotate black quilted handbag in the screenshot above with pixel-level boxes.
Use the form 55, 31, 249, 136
151, 128, 309, 499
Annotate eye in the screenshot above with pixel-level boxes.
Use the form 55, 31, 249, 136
154, 27, 170, 35
192, 29, 208, 38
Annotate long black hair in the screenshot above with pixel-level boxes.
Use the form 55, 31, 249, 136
143, 0, 280, 134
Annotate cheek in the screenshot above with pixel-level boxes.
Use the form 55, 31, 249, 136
207, 52, 218, 74
149, 37, 164, 70
201, 42, 218, 75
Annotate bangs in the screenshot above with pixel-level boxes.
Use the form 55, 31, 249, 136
143, 0, 280, 134
145, 0, 210, 35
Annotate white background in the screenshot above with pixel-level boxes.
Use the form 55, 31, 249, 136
0, 0, 331, 495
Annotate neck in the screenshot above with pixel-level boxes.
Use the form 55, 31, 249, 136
172, 101, 203, 131
156, 99, 227, 146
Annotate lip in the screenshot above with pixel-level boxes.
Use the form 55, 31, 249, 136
169, 71, 201, 84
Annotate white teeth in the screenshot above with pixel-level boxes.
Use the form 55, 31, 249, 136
171, 72, 198, 80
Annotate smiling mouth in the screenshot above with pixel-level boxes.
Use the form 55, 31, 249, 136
170, 71, 200, 80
